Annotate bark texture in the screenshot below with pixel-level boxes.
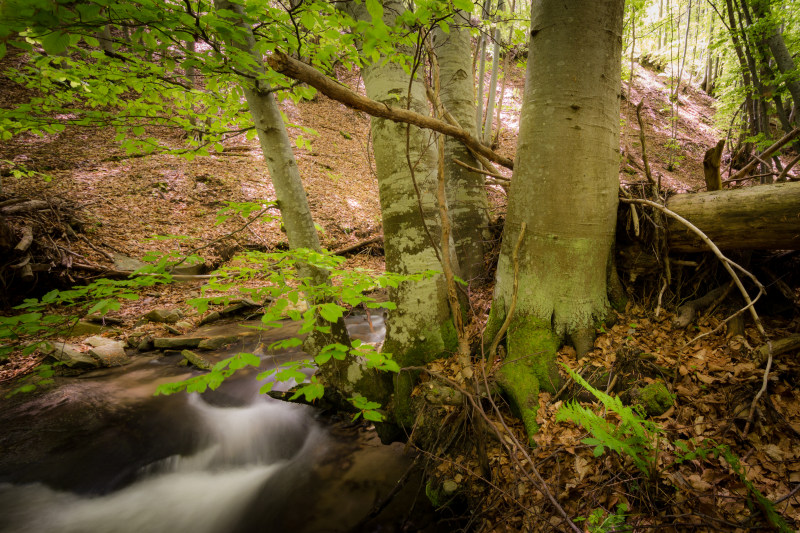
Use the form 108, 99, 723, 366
489, 0, 624, 438
433, 12, 490, 283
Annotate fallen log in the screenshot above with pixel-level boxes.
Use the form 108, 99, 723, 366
666, 181, 800, 252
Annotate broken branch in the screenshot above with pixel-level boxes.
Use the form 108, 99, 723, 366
267, 52, 513, 170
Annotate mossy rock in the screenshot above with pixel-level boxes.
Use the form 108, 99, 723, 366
634, 380, 674, 417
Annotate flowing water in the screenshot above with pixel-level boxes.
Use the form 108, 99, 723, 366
0, 314, 430, 533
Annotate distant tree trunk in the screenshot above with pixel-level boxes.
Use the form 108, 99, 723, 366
434, 11, 491, 284
491, 0, 516, 148
487, 0, 623, 438
185, 38, 198, 89
752, 0, 800, 122
475, 0, 491, 134
212, 0, 389, 404
482, 0, 503, 144
343, 0, 458, 430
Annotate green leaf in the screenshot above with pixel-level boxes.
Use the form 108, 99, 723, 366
40, 31, 70, 55
453, 0, 474, 13
318, 302, 343, 323
366, 0, 383, 21
363, 409, 384, 422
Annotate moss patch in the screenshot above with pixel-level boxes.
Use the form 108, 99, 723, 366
496, 315, 561, 442
638, 380, 674, 416
384, 320, 459, 428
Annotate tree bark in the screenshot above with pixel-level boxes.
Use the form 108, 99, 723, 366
340, 0, 458, 431
666, 181, 800, 252
703, 139, 725, 191
488, 0, 624, 438
752, 0, 800, 120
433, 12, 490, 284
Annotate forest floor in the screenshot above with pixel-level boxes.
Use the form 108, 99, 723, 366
2, 49, 800, 532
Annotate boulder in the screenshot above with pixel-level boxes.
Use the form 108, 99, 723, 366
144, 309, 183, 324
43, 342, 100, 369
87, 341, 130, 367
197, 335, 240, 350
181, 350, 214, 370
136, 336, 154, 351
153, 337, 206, 349
58, 321, 109, 337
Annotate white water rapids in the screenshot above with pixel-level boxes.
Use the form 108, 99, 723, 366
0, 396, 325, 533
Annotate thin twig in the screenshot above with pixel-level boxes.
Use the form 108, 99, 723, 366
452, 158, 510, 180
489, 222, 526, 359
743, 340, 772, 436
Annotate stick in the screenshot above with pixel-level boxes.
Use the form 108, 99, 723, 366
728, 128, 800, 182
621, 198, 765, 340
453, 158, 510, 180
332, 235, 382, 256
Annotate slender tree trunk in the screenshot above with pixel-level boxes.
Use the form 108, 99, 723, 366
212, 0, 389, 405
434, 11, 491, 284
482, 0, 504, 145
475, 0, 491, 134
488, 0, 623, 438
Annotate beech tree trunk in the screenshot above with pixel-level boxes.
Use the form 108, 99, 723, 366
487, 0, 624, 439
342, 0, 458, 430
666, 182, 800, 252
433, 12, 490, 284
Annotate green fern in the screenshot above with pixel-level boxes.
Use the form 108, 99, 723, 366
555, 364, 661, 476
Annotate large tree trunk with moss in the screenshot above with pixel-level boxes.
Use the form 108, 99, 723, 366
213, 0, 389, 403
487, 0, 624, 439
343, 0, 458, 431
433, 11, 490, 284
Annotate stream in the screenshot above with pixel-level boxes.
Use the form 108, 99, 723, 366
0, 314, 433, 533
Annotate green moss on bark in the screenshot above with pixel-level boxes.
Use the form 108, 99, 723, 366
495, 315, 561, 443
385, 320, 459, 428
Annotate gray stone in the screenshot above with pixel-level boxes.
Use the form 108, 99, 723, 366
58, 321, 108, 337
112, 253, 147, 272
84, 335, 114, 348
442, 480, 459, 495
44, 342, 100, 369
88, 341, 130, 367
153, 337, 205, 349
171, 263, 207, 276
175, 321, 193, 330
220, 299, 261, 317
137, 336, 154, 351
144, 309, 183, 324
198, 311, 221, 326
197, 335, 240, 350
181, 350, 214, 370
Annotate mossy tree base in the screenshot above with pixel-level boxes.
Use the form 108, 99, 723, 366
495, 315, 561, 443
